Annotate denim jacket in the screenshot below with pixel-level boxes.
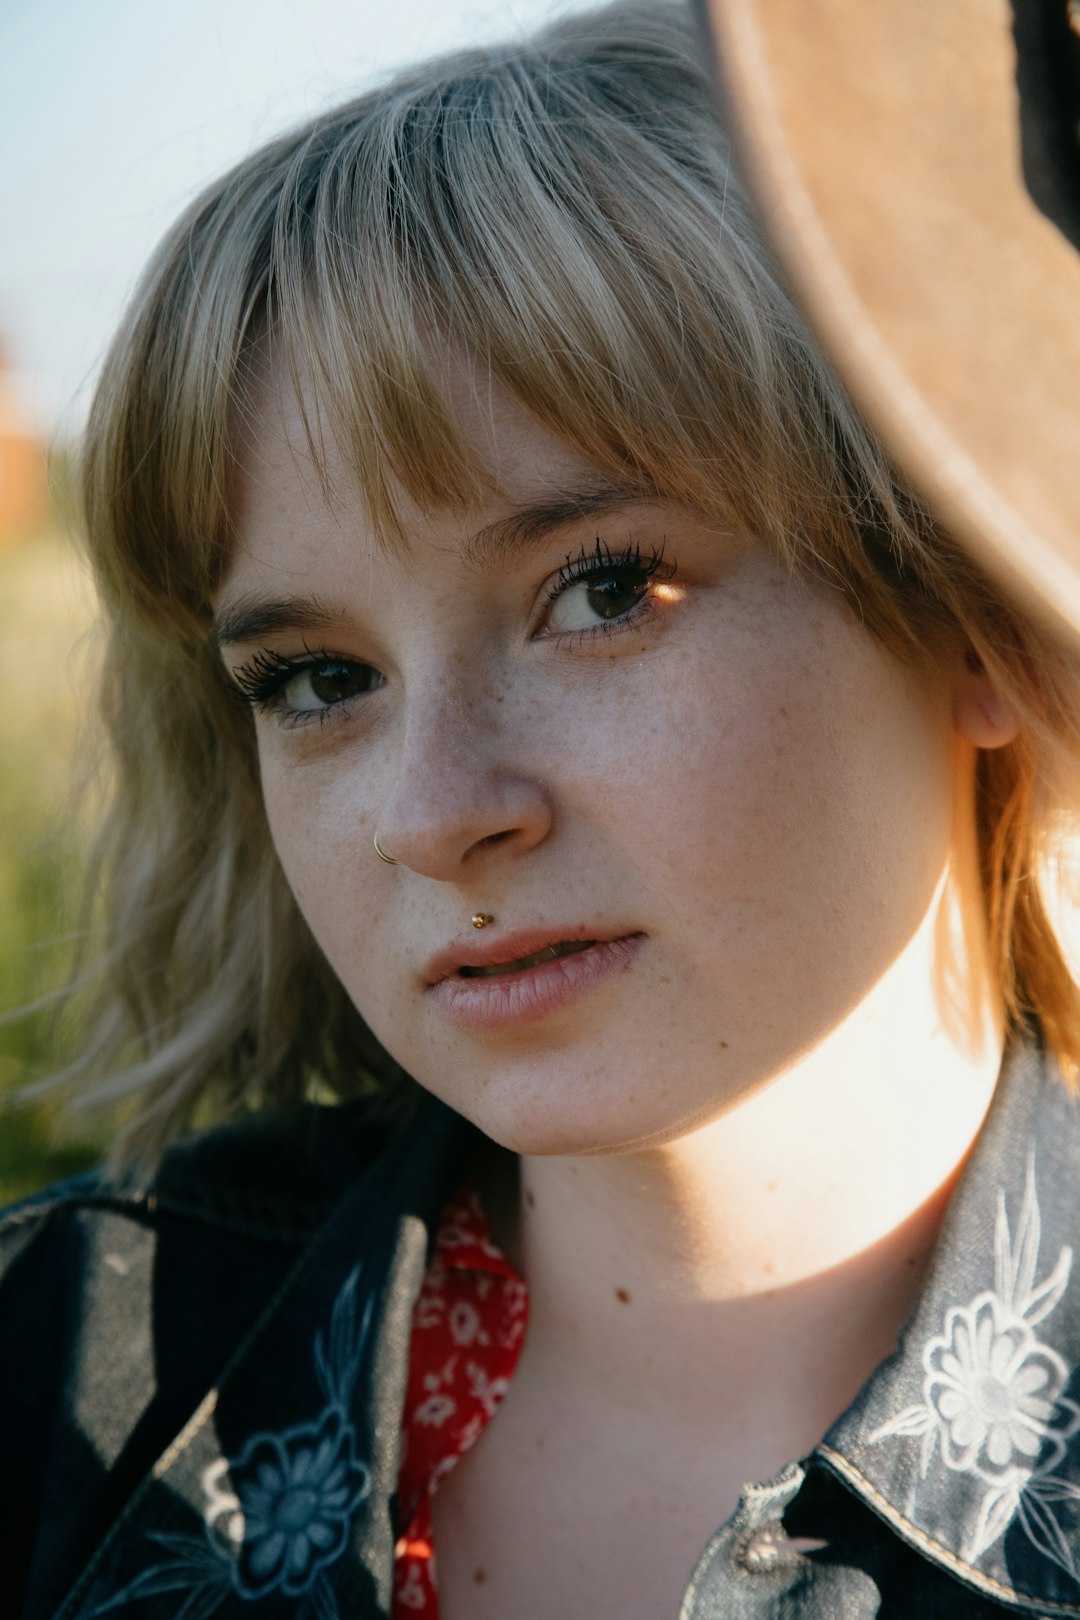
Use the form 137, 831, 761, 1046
5, 1038, 1080, 1619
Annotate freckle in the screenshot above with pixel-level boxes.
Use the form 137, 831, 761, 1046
473, 1567, 487, 1585
535, 1433, 546, 1451
718, 1040, 729, 1050
779, 706, 788, 718
763, 1262, 775, 1276
526, 1189, 536, 1209
766, 1181, 777, 1193
907, 1255, 917, 1269
615, 1287, 631, 1304
764, 1288, 777, 1301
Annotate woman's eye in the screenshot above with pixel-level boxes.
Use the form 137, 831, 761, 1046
544, 543, 675, 637
230, 648, 386, 725
547, 568, 650, 632
282, 660, 384, 712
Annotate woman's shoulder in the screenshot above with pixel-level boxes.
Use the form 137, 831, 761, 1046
0, 1100, 401, 1423
0, 1091, 471, 1450
0, 1094, 473, 1617
0, 1095, 416, 1252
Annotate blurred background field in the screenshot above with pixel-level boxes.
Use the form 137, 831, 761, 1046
0, 492, 107, 1202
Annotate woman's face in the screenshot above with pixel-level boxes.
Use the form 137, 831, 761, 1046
216, 358, 959, 1155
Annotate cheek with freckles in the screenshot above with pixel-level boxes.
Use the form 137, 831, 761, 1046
552, 589, 954, 1046
260, 755, 394, 994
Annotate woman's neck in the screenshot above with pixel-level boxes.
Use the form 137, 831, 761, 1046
496, 874, 1004, 1454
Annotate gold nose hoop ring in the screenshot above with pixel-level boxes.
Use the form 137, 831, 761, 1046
375, 836, 494, 928
375, 836, 494, 929
373, 832, 399, 865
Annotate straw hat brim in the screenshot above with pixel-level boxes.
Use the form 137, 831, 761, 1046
702, 0, 1080, 638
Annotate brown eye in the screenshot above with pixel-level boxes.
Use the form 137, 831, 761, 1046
547, 567, 650, 632
284, 660, 384, 711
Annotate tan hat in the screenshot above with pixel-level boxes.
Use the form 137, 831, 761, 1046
702, 0, 1080, 638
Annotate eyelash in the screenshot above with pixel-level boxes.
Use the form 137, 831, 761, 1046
230, 538, 677, 727
228, 643, 368, 730
544, 538, 674, 639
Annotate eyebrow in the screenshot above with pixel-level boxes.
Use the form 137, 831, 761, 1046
209, 480, 654, 649
209, 594, 343, 651
461, 481, 652, 567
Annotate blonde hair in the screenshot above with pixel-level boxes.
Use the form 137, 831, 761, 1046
63, 0, 1080, 1164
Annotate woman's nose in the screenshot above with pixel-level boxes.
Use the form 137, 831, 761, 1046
373, 684, 553, 882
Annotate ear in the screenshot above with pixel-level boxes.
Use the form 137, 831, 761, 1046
952, 648, 1021, 749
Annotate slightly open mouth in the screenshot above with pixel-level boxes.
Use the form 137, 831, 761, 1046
458, 940, 597, 978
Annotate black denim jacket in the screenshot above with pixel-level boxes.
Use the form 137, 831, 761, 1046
5, 1039, 1080, 1619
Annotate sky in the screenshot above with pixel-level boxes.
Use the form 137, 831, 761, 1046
0, 0, 599, 440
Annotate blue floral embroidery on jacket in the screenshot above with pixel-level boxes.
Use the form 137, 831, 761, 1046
87, 1266, 373, 1619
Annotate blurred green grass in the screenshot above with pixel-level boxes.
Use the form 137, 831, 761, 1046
0, 519, 108, 1202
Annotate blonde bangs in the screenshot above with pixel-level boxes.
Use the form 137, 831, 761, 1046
87, 0, 870, 620
266, 36, 852, 558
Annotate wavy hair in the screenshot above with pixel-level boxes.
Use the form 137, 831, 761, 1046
52, 0, 1080, 1165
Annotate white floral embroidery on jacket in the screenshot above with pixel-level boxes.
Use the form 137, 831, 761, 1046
870, 1156, 1080, 1578
86, 1266, 373, 1620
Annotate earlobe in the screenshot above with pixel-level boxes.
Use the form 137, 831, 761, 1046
953, 649, 1021, 749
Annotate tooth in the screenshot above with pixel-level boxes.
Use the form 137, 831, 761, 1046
459, 940, 597, 979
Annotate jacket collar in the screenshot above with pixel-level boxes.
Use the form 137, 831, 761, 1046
821, 1036, 1080, 1614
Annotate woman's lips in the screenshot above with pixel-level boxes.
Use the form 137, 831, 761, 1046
427, 933, 645, 1028
458, 939, 595, 978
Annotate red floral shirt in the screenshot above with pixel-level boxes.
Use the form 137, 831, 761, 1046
393, 1186, 528, 1618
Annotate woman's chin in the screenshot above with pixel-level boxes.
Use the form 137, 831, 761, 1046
437, 1069, 724, 1161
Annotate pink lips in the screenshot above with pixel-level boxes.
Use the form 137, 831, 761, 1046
424, 928, 645, 1029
